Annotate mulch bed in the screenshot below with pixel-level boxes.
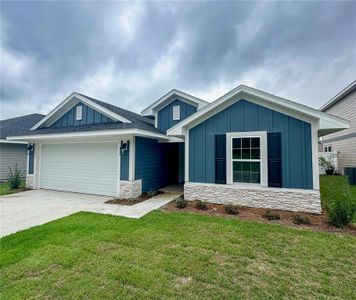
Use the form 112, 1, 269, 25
163, 200, 356, 236
105, 192, 163, 206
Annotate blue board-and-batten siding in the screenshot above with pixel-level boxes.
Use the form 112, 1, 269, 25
158, 99, 197, 132
120, 141, 129, 180
51, 102, 117, 128
189, 99, 313, 189
28, 144, 35, 174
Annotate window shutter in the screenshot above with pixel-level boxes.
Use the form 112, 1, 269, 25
268, 132, 282, 187
173, 106, 180, 120
215, 134, 226, 184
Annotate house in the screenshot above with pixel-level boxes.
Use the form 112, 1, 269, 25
6, 85, 349, 213
0, 114, 44, 181
319, 80, 356, 173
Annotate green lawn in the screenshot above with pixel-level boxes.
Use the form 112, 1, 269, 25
0, 180, 25, 196
1, 211, 355, 299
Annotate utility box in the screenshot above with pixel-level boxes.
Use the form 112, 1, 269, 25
344, 167, 356, 185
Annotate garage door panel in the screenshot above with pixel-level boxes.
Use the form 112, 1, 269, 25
40, 143, 118, 196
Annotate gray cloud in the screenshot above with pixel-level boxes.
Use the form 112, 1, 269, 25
1, 1, 355, 119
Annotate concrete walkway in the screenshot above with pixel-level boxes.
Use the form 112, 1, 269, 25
0, 189, 181, 237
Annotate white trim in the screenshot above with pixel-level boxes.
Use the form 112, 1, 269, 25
226, 131, 268, 186
311, 121, 320, 190
141, 89, 208, 116
167, 85, 349, 136
184, 129, 189, 182
37, 143, 42, 189
320, 80, 356, 111
117, 142, 121, 197
31, 92, 131, 130
0, 139, 28, 144
26, 146, 30, 175
6, 128, 170, 142
129, 136, 135, 181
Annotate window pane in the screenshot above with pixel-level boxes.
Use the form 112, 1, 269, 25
251, 138, 260, 148
242, 138, 250, 148
233, 149, 241, 159
233, 162, 260, 184
233, 138, 241, 149
251, 149, 260, 159
242, 148, 250, 159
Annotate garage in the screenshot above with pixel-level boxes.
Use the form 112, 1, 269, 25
39, 142, 118, 196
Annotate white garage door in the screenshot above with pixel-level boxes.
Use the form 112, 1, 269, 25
40, 143, 118, 196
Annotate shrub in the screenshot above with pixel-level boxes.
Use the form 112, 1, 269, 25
195, 200, 207, 210
224, 205, 239, 215
175, 197, 187, 209
327, 177, 356, 228
263, 210, 280, 220
7, 165, 23, 189
147, 189, 159, 197
293, 215, 311, 225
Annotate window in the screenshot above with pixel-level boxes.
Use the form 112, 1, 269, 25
324, 145, 332, 152
232, 137, 261, 183
226, 132, 268, 186
76, 105, 82, 121
173, 105, 180, 120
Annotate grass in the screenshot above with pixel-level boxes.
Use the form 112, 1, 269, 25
1, 211, 355, 299
0, 180, 25, 196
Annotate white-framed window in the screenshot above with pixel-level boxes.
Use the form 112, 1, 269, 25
226, 131, 268, 186
324, 145, 332, 152
76, 105, 83, 121
173, 105, 180, 121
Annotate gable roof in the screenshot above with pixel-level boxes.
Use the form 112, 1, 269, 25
319, 80, 356, 112
141, 89, 209, 116
167, 84, 349, 137
31, 92, 133, 130
6, 94, 165, 140
0, 113, 45, 140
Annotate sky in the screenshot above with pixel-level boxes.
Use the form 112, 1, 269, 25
1, 1, 356, 119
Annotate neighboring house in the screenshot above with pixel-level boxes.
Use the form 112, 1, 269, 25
6, 86, 348, 213
0, 114, 44, 181
319, 80, 356, 173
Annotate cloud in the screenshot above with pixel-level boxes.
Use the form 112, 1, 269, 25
1, 1, 355, 119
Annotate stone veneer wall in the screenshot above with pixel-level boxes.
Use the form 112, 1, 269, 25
26, 175, 35, 189
184, 182, 321, 214
119, 180, 142, 198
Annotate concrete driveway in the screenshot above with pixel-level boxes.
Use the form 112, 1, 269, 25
0, 189, 180, 237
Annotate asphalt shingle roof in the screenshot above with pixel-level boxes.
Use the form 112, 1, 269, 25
3, 94, 165, 138
0, 113, 45, 139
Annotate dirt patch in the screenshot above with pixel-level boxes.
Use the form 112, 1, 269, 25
163, 201, 356, 236
105, 192, 163, 206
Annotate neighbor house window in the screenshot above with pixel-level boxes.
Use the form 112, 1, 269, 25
226, 132, 268, 186
173, 105, 180, 120
76, 105, 83, 121
324, 145, 332, 152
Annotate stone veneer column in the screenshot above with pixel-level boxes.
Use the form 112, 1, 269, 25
25, 174, 35, 189
119, 180, 142, 198
184, 182, 321, 214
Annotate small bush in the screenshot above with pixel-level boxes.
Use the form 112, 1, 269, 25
293, 215, 311, 225
147, 189, 159, 197
195, 200, 208, 210
7, 165, 23, 189
327, 178, 356, 228
263, 210, 281, 220
224, 205, 239, 215
175, 197, 187, 209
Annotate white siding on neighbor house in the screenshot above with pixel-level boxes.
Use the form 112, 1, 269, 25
40, 142, 118, 196
0, 143, 27, 181
322, 90, 356, 172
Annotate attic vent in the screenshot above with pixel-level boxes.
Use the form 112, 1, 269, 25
76, 105, 83, 121
173, 105, 180, 121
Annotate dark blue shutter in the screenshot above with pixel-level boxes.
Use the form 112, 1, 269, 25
268, 133, 282, 187
215, 134, 226, 184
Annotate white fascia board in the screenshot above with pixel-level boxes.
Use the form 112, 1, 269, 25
167, 85, 350, 136
31, 93, 131, 130
320, 80, 356, 111
6, 129, 170, 142
141, 89, 208, 116
0, 139, 28, 144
